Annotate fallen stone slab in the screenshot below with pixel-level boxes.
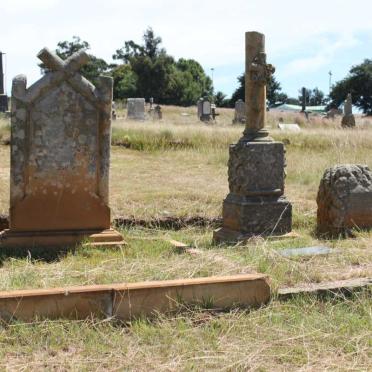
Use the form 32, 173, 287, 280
278, 123, 301, 132
279, 246, 331, 258
278, 277, 371, 300
0, 274, 270, 322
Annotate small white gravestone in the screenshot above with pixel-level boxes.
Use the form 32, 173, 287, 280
278, 123, 301, 132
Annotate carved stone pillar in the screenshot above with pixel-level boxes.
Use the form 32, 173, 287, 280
213, 32, 292, 243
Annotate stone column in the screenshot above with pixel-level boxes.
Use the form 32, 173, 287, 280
341, 93, 355, 128
301, 87, 306, 112
213, 31, 292, 244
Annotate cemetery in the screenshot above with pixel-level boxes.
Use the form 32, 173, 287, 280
0, 18, 371, 371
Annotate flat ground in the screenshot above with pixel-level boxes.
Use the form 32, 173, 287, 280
0, 107, 371, 370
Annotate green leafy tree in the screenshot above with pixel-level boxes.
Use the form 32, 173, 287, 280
165, 59, 212, 105
113, 28, 212, 105
111, 64, 138, 99
40, 36, 109, 84
113, 28, 174, 101
214, 91, 230, 107
329, 59, 372, 115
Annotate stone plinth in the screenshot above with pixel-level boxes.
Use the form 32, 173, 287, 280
317, 164, 372, 236
0, 48, 124, 248
214, 141, 292, 243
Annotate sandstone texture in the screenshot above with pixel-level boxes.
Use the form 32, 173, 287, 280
317, 164, 372, 235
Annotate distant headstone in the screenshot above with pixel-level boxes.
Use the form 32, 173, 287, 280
317, 164, 372, 236
112, 101, 117, 120
341, 93, 355, 128
197, 98, 203, 119
278, 123, 301, 132
0, 48, 124, 248
0, 51, 8, 113
127, 98, 145, 120
198, 97, 213, 122
279, 246, 331, 258
232, 99, 246, 124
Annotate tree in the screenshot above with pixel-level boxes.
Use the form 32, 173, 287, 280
40, 36, 109, 84
113, 28, 212, 105
113, 28, 174, 101
298, 87, 326, 106
329, 59, 372, 115
230, 73, 286, 106
111, 64, 138, 99
214, 91, 230, 107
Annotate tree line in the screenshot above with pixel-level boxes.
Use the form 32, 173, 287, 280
48, 29, 372, 114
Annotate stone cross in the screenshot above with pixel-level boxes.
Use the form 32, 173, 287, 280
0, 47, 124, 248
244, 32, 274, 140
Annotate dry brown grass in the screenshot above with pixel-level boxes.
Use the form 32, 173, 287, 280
0, 107, 371, 370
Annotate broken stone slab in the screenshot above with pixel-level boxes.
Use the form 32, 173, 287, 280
0, 274, 271, 322
278, 277, 372, 300
279, 246, 331, 258
278, 123, 301, 132
317, 164, 372, 236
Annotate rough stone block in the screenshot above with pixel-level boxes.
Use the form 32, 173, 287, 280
317, 164, 372, 235
214, 195, 292, 243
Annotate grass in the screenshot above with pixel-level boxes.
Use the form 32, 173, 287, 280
0, 105, 371, 369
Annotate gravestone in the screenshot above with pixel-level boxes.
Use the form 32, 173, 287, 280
213, 32, 292, 243
341, 93, 355, 128
199, 97, 212, 122
197, 98, 203, 119
127, 98, 145, 120
0, 48, 124, 248
232, 99, 246, 124
0, 51, 8, 112
317, 164, 372, 236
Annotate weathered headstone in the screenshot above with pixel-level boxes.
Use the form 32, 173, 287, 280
214, 32, 292, 243
197, 98, 203, 119
0, 48, 124, 248
317, 164, 372, 236
341, 93, 355, 128
0, 51, 8, 113
232, 99, 246, 124
127, 98, 145, 120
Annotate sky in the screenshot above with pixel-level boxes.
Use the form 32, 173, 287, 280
1, 0, 371, 99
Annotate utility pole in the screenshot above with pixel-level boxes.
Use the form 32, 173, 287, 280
328, 71, 332, 95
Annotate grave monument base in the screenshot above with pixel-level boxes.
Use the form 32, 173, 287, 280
0, 228, 125, 248
213, 139, 292, 244
213, 197, 292, 244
